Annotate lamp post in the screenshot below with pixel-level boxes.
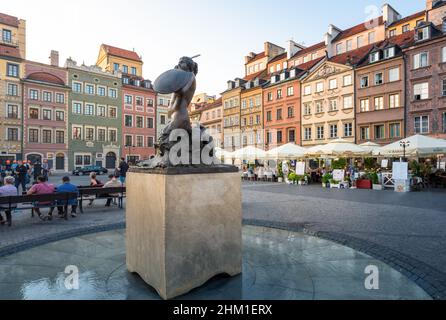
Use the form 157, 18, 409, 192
400, 140, 410, 162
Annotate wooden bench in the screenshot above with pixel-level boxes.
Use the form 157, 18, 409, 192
78, 187, 126, 214
0, 192, 79, 226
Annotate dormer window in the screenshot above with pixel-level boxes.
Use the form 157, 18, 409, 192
384, 47, 395, 59
271, 76, 276, 84
122, 77, 130, 85
134, 80, 141, 87
417, 27, 430, 41
280, 72, 286, 81
370, 51, 380, 63
443, 18, 446, 32
290, 69, 296, 78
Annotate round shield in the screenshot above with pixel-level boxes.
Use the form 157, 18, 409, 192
154, 69, 194, 94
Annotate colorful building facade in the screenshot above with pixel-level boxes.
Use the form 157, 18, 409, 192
199, 98, 223, 149
156, 93, 170, 141
97, 44, 143, 77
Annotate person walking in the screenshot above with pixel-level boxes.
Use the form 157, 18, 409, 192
14, 161, 29, 195
27, 176, 56, 221
118, 158, 129, 184
42, 160, 49, 180
56, 176, 79, 218
0, 176, 18, 227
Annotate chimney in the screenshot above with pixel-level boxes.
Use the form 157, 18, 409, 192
49, 50, 59, 67
286, 40, 305, 59
383, 3, 401, 26
426, 0, 440, 10
244, 52, 256, 64
325, 24, 342, 58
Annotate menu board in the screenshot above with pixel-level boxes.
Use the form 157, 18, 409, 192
381, 159, 389, 168
332, 170, 345, 182
392, 162, 408, 180
296, 162, 306, 175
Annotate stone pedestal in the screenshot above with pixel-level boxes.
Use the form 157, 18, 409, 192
126, 166, 242, 300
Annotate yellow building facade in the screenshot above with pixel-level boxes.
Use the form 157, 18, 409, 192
386, 11, 426, 37
96, 44, 143, 76
222, 81, 242, 152
240, 84, 264, 149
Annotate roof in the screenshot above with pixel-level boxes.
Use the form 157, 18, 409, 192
101, 44, 142, 62
0, 13, 19, 27
297, 56, 325, 71
290, 41, 326, 60
329, 44, 375, 65
200, 97, 222, 111
333, 16, 384, 42
388, 11, 425, 28
0, 44, 21, 59
243, 69, 267, 81
245, 52, 266, 65
25, 72, 65, 86
268, 52, 287, 65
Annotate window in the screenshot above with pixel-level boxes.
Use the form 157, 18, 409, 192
417, 27, 429, 41
249, 99, 254, 108
384, 47, 395, 59
316, 82, 324, 93
357, 35, 364, 48
42, 130, 52, 144
97, 105, 106, 117
368, 31, 376, 44
7, 105, 18, 119
160, 115, 166, 125
330, 124, 338, 139
7, 83, 18, 96
277, 89, 283, 99
360, 76, 369, 88
389, 29, 396, 37
374, 125, 385, 140
389, 94, 400, 109
316, 101, 324, 113
98, 129, 106, 142
414, 116, 429, 134
344, 123, 353, 137
2, 29, 12, 43
72, 82, 82, 93
414, 52, 429, 69
147, 99, 154, 107
73, 102, 82, 114
84, 104, 95, 116
56, 131, 65, 144
6, 63, 19, 77
43, 91, 52, 102
84, 127, 94, 141
444, 79, 446, 96
346, 40, 352, 52
277, 131, 283, 143
389, 123, 401, 139
147, 136, 154, 148
134, 136, 143, 148
443, 113, 446, 133
304, 86, 311, 95
136, 97, 144, 106
287, 86, 294, 96
276, 109, 282, 120
109, 107, 117, 118
375, 73, 383, 85
147, 117, 154, 129
123, 65, 129, 74
56, 111, 64, 121
56, 93, 65, 104
125, 115, 133, 127
360, 99, 369, 112
370, 52, 380, 63
29, 89, 39, 100
374, 97, 384, 110
442, 47, 446, 63
136, 116, 144, 128
360, 127, 370, 140
122, 77, 130, 85
336, 43, 344, 55
29, 129, 39, 143
125, 95, 133, 104
343, 75, 352, 86
329, 99, 338, 112
288, 107, 294, 118
414, 82, 429, 100
97, 86, 106, 97
84, 156, 91, 166
109, 129, 117, 142
266, 111, 272, 122
304, 103, 312, 116
304, 128, 312, 141
343, 96, 353, 109
402, 24, 410, 33
125, 135, 133, 147
7, 128, 19, 141
73, 127, 82, 140
389, 67, 399, 82
267, 92, 273, 101
288, 129, 296, 143
85, 84, 95, 95
317, 126, 324, 140
29, 108, 39, 119
43, 109, 52, 120
113, 63, 119, 72
329, 79, 337, 90
131, 67, 137, 75
109, 88, 117, 99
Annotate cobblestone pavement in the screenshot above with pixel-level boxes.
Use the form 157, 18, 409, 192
242, 182, 446, 299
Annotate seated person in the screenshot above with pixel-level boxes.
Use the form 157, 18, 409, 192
0, 176, 18, 226
103, 174, 122, 207
27, 176, 56, 221
56, 176, 79, 218
88, 172, 103, 206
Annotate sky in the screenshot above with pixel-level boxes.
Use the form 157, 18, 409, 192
2, 0, 424, 96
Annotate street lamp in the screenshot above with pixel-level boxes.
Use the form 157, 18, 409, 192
400, 140, 410, 162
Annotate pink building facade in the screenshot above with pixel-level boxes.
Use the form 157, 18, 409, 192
121, 76, 157, 164
23, 60, 69, 171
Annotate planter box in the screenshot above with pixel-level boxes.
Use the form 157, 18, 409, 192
330, 184, 341, 189
373, 184, 383, 191
356, 179, 372, 189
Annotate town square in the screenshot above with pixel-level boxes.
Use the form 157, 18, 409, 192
0, 0, 446, 308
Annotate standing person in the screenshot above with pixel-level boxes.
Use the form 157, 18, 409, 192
118, 158, 129, 184
14, 161, 29, 195
27, 176, 56, 221
33, 161, 42, 182
103, 174, 122, 207
56, 176, 79, 218
42, 160, 49, 180
0, 176, 18, 226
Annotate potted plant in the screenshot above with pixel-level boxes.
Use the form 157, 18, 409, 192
322, 173, 333, 188
369, 172, 382, 191
288, 172, 298, 185
277, 165, 284, 183
330, 179, 341, 189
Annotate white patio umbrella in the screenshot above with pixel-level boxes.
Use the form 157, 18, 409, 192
359, 142, 382, 155
305, 138, 367, 157
266, 143, 306, 160
231, 146, 267, 161
215, 147, 231, 159
373, 135, 446, 157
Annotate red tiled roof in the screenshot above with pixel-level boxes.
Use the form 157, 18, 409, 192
297, 56, 325, 71
333, 16, 384, 42
0, 13, 19, 27
26, 72, 65, 86
245, 52, 266, 65
329, 44, 375, 65
200, 97, 222, 111
0, 44, 21, 59
243, 69, 267, 81
388, 11, 425, 28
290, 41, 326, 60
268, 52, 287, 64
102, 44, 142, 62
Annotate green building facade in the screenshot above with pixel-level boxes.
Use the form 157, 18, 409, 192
66, 58, 122, 172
